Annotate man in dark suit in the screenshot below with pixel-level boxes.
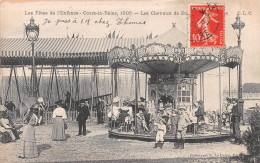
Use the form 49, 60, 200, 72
231, 99, 242, 144
97, 98, 105, 124
76, 100, 90, 136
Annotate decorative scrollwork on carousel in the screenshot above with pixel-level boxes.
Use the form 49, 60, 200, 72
226, 46, 243, 64
108, 46, 133, 65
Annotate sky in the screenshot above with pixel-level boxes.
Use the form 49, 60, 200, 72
0, 0, 260, 109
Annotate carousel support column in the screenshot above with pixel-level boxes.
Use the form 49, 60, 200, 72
156, 73, 159, 114
114, 68, 118, 97
37, 65, 43, 97
219, 66, 222, 135
22, 64, 29, 94
135, 62, 138, 134
91, 65, 95, 123
111, 68, 114, 130
54, 66, 60, 101
228, 68, 231, 97
200, 74, 202, 101
177, 64, 181, 110
5, 66, 13, 102
202, 72, 205, 102
145, 73, 148, 111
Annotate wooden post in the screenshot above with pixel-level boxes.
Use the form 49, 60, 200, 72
47, 66, 55, 110
37, 65, 43, 97
13, 66, 21, 103
5, 66, 13, 101
70, 65, 76, 112
95, 65, 99, 98
77, 65, 81, 106
22, 64, 29, 94
54, 66, 60, 101
66, 64, 71, 110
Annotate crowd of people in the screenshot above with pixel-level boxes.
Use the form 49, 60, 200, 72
0, 94, 244, 159
107, 96, 244, 148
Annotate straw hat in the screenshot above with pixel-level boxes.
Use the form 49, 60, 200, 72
113, 96, 121, 103
179, 106, 186, 111
37, 97, 44, 103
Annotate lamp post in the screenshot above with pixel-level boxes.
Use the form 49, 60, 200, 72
25, 17, 39, 97
232, 13, 245, 122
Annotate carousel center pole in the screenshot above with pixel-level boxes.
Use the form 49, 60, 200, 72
219, 66, 222, 135
177, 63, 181, 110
135, 62, 138, 133
111, 68, 114, 130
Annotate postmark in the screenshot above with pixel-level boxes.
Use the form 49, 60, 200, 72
190, 4, 225, 47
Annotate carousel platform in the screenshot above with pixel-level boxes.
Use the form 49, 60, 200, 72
108, 129, 231, 143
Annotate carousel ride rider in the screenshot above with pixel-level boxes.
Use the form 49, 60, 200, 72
107, 96, 121, 128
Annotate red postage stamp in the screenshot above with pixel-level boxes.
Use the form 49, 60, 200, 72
190, 4, 225, 47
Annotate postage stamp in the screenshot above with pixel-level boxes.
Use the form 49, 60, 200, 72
190, 4, 225, 47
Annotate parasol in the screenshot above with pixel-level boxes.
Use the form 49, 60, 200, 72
0, 105, 7, 111
17, 97, 37, 115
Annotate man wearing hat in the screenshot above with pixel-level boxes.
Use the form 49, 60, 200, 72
76, 100, 90, 136
231, 99, 242, 144
174, 106, 191, 149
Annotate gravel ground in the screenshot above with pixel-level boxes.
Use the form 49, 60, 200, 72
0, 122, 248, 162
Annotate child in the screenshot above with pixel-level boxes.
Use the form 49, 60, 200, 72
153, 118, 167, 149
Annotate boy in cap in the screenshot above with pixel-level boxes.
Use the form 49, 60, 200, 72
153, 117, 167, 149
174, 106, 191, 149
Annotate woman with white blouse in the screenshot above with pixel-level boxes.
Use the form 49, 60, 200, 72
52, 102, 67, 141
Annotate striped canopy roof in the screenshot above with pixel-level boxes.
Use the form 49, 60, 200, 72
0, 38, 145, 66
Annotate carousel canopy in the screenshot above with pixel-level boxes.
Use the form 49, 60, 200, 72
109, 26, 243, 75
0, 38, 145, 67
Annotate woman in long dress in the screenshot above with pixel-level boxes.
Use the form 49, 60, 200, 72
20, 105, 39, 158
52, 102, 67, 141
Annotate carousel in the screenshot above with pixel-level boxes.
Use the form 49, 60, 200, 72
107, 16, 244, 142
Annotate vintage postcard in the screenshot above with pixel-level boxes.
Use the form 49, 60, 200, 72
0, 0, 260, 162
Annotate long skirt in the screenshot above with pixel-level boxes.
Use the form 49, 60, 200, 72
21, 125, 38, 158
0, 131, 12, 143
52, 117, 66, 141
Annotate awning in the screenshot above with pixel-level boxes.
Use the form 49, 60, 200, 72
0, 38, 146, 66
